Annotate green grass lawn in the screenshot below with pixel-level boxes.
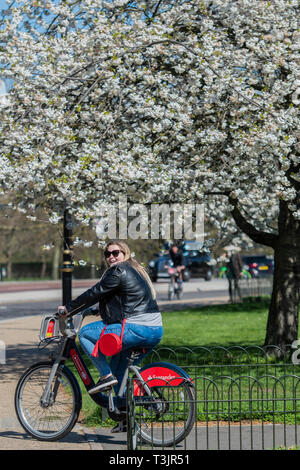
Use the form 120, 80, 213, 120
159, 298, 270, 349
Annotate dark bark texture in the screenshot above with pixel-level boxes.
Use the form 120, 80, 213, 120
229, 198, 300, 351
264, 201, 300, 349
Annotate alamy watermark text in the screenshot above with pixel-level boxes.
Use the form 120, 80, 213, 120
96, 197, 204, 241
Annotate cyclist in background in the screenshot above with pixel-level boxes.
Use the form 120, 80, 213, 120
169, 244, 185, 286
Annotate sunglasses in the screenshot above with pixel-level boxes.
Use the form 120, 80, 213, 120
104, 249, 124, 258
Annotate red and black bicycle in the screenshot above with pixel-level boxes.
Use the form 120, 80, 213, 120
14, 310, 195, 447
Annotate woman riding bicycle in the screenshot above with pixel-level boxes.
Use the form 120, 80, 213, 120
57, 240, 163, 430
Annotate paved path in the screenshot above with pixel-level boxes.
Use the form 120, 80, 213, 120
0, 277, 229, 306
0, 314, 105, 450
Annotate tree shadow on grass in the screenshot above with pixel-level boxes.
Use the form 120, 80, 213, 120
163, 298, 271, 316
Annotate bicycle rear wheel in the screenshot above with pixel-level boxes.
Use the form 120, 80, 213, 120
135, 379, 195, 447
176, 284, 183, 299
15, 362, 81, 441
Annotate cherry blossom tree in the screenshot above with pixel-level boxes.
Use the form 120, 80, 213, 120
0, 0, 299, 349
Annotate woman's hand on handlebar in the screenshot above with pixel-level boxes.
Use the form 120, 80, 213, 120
57, 306, 69, 319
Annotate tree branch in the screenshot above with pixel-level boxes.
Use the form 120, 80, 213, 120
138, 39, 277, 118
228, 196, 278, 248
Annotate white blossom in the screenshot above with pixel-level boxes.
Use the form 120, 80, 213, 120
0, 0, 298, 247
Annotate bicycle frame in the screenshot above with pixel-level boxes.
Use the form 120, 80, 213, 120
40, 311, 193, 425
168, 268, 183, 301
43, 333, 110, 407
42, 326, 155, 420
16, 312, 195, 446
68, 340, 154, 413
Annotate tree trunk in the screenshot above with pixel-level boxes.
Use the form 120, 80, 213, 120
40, 259, 47, 279
90, 251, 96, 279
52, 244, 60, 280
6, 259, 12, 280
229, 197, 300, 351
264, 202, 300, 351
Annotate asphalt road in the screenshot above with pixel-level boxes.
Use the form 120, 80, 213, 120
0, 278, 229, 321
0, 300, 59, 321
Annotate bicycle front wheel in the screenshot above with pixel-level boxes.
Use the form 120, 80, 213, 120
15, 362, 82, 441
168, 278, 175, 301
135, 380, 195, 447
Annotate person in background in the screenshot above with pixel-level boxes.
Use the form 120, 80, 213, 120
226, 248, 243, 302
168, 244, 185, 285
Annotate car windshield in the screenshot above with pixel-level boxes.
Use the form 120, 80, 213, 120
158, 256, 169, 268
183, 241, 204, 251
184, 250, 210, 262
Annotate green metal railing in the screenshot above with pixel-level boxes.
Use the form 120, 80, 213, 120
235, 277, 273, 302
127, 345, 300, 450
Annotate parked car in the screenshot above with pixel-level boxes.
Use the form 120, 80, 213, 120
147, 253, 191, 282
242, 255, 274, 277
181, 240, 205, 251
179, 240, 214, 280
183, 250, 214, 281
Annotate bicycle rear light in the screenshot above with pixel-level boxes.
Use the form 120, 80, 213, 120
40, 314, 60, 341
46, 319, 55, 338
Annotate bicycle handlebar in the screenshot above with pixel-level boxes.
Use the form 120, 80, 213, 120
57, 305, 98, 320
57, 308, 66, 318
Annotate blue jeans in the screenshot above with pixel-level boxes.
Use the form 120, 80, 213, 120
78, 321, 163, 394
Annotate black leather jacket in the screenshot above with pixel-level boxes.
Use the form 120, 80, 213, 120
169, 250, 185, 267
65, 261, 159, 324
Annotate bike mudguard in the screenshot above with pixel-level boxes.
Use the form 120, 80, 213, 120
134, 362, 192, 396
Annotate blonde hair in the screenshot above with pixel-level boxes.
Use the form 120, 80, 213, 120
104, 240, 156, 300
